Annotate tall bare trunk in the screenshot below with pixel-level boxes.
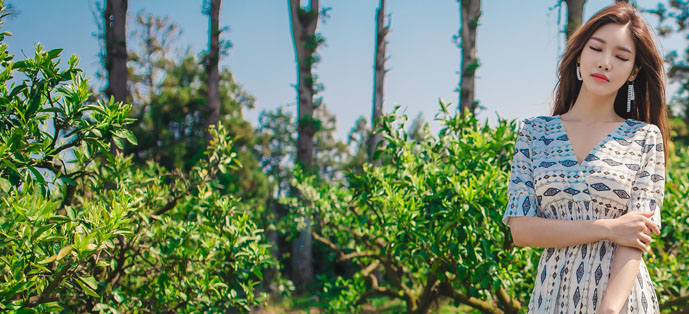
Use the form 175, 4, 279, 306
457, 0, 481, 116
369, 0, 389, 166
564, 0, 586, 41
288, 0, 321, 290
104, 0, 128, 154
205, 0, 221, 135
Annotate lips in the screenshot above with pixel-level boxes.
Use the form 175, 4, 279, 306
592, 73, 609, 82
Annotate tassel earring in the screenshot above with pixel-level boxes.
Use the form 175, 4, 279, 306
627, 81, 635, 113
576, 63, 582, 81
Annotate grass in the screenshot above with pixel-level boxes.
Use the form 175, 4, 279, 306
252, 293, 481, 314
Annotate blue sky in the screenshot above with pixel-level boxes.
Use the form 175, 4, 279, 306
4, 0, 686, 141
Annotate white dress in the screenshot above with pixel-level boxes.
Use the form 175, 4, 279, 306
502, 116, 664, 313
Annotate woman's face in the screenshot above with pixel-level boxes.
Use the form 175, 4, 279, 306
578, 22, 640, 96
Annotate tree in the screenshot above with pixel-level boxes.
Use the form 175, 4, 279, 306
646, 0, 689, 145
345, 116, 371, 177
103, 0, 128, 110
103, 0, 128, 155
288, 0, 328, 289
257, 107, 297, 199
255, 106, 297, 294
454, 0, 482, 116
370, 0, 390, 166
407, 112, 429, 144
563, 0, 587, 41
203, 0, 223, 139
127, 10, 181, 126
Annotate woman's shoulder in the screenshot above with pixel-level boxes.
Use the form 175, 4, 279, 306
518, 116, 660, 140
518, 115, 559, 134
621, 118, 659, 138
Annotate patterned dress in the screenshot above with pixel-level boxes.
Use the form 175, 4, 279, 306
502, 115, 665, 313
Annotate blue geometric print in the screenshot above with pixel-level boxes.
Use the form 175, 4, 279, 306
502, 115, 664, 313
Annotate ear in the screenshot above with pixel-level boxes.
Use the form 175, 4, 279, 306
629, 66, 640, 81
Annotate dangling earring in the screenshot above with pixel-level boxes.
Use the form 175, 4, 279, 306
627, 80, 635, 113
576, 62, 582, 81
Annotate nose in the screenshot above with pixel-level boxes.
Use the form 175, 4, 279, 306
598, 58, 611, 71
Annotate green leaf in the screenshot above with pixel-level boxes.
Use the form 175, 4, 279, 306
12, 60, 26, 70
122, 129, 137, 145
112, 136, 123, 150
32, 224, 54, 242
37, 254, 57, 264
47, 48, 63, 60
59, 176, 77, 186
75, 277, 99, 298
78, 275, 98, 290
0, 177, 10, 192
252, 267, 263, 281
56, 244, 73, 261
26, 166, 46, 187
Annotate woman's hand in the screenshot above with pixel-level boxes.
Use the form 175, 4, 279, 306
606, 211, 659, 252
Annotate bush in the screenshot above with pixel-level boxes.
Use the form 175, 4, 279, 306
0, 3, 277, 311
284, 101, 540, 314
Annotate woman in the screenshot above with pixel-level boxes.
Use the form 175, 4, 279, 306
502, 2, 669, 313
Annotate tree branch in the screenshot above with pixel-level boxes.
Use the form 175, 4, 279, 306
438, 281, 503, 314
495, 286, 521, 314
661, 292, 689, 311
25, 263, 71, 307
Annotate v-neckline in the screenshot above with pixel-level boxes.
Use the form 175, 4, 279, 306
556, 115, 628, 167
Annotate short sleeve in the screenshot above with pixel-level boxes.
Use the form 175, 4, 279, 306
628, 124, 665, 228
502, 118, 540, 227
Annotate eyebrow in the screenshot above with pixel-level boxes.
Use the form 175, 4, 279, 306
590, 37, 633, 54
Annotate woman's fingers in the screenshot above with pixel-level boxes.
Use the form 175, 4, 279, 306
637, 239, 649, 252
642, 214, 661, 235
639, 233, 652, 245
642, 226, 651, 236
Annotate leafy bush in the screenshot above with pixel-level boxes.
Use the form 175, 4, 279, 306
651, 144, 689, 312
284, 101, 540, 314
0, 3, 278, 312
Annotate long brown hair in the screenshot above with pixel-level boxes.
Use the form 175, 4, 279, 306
551, 2, 669, 163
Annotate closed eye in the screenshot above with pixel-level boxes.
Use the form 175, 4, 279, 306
589, 46, 629, 61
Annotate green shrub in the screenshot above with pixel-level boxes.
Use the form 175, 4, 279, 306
284, 101, 540, 314
0, 3, 278, 311
651, 144, 689, 312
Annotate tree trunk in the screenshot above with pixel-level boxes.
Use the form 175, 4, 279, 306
369, 0, 389, 167
205, 0, 221, 135
564, 0, 586, 41
458, 0, 481, 116
104, 0, 128, 154
288, 0, 321, 290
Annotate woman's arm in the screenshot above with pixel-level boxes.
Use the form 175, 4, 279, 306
597, 246, 643, 314
597, 124, 666, 314
510, 211, 658, 249
509, 216, 612, 248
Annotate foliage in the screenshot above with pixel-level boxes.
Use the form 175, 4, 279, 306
650, 143, 689, 312
0, 8, 278, 311
312, 106, 351, 183
255, 106, 297, 199
121, 12, 269, 206
283, 100, 541, 314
